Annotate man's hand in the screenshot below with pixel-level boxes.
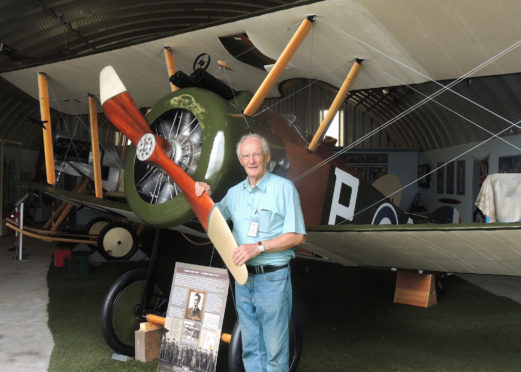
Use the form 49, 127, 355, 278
195, 182, 211, 197
232, 243, 259, 266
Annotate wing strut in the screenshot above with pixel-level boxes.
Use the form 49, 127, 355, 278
243, 15, 316, 117
163, 46, 179, 92
308, 58, 363, 152
43, 178, 89, 229
100, 66, 247, 285
37, 72, 55, 185
88, 94, 103, 198
48, 178, 90, 234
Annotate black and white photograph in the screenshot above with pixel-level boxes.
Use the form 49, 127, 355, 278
185, 290, 205, 322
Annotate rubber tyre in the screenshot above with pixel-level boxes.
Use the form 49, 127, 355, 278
228, 309, 302, 372
97, 222, 137, 261
100, 268, 168, 356
85, 216, 111, 236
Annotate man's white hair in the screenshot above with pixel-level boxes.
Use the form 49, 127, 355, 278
236, 133, 270, 158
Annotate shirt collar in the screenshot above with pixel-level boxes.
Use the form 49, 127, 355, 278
241, 171, 271, 192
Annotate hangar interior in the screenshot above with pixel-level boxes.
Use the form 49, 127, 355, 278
2, 0, 521, 371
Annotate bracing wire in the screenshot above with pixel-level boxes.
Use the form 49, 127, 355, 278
293, 20, 521, 187
42, 13, 521, 227
344, 118, 521, 224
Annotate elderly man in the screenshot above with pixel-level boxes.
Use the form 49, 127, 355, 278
196, 133, 306, 372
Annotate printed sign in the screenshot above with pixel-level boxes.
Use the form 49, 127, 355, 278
158, 262, 229, 372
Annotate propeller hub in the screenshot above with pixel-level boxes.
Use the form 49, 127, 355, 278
168, 138, 184, 165
136, 133, 156, 161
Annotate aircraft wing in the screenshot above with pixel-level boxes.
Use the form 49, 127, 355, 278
20, 180, 138, 222
3, 0, 521, 115
304, 222, 521, 276
22, 182, 521, 277
20, 180, 210, 239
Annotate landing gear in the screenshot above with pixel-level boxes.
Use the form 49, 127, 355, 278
100, 229, 168, 356
99, 268, 168, 356
96, 221, 137, 261
228, 310, 303, 372
84, 216, 110, 236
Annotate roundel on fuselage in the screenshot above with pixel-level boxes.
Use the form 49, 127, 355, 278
371, 202, 398, 225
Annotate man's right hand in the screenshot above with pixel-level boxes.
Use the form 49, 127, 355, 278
195, 182, 211, 197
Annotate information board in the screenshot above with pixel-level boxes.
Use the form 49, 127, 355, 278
158, 262, 229, 372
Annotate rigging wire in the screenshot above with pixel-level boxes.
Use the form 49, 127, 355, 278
216, 67, 251, 132
214, 16, 325, 135
321, 19, 521, 131
386, 73, 521, 152
42, 49, 169, 193
344, 118, 521, 224
340, 73, 521, 223
203, 15, 521, 218
46, 80, 85, 184
41, 14, 521, 227
293, 20, 521, 184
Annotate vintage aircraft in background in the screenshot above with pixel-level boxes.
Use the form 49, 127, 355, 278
5, 0, 521, 370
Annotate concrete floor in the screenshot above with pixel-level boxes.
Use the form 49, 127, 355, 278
2, 234, 521, 371
0, 235, 55, 372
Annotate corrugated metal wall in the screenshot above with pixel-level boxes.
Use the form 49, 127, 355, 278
265, 78, 394, 149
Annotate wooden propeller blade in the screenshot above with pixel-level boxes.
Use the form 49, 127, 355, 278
100, 66, 153, 143
100, 65, 247, 284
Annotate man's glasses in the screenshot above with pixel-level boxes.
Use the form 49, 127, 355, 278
240, 153, 263, 160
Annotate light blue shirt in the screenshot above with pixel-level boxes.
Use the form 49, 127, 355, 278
217, 171, 306, 266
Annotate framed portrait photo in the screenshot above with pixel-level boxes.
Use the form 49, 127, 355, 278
185, 289, 206, 321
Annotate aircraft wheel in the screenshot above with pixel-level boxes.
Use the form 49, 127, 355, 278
97, 222, 137, 261
100, 268, 168, 356
123, 88, 244, 228
85, 216, 111, 236
228, 309, 302, 372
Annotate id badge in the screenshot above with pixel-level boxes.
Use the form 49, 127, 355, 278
248, 214, 259, 237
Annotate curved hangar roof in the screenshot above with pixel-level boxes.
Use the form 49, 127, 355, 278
1, 0, 521, 152
0, 0, 311, 148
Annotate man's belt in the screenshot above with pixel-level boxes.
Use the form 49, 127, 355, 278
246, 264, 289, 275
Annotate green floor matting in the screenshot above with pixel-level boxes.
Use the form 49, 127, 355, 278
48, 256, 521, 371
47, 260, 159, 372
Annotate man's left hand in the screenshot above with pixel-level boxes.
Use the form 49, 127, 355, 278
195, 182, 211, 197
232, 243, 259, 266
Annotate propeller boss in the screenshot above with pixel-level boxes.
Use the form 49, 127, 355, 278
136, 133, 156, 161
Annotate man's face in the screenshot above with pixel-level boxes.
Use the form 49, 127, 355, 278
238, 137, 270, 184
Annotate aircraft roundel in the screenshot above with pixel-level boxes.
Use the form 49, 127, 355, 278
371, 202, 398, 225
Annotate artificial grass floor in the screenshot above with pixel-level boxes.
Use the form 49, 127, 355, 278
47, 260, 158, 372
47, 256, 521, 371
293, 262, 521, 372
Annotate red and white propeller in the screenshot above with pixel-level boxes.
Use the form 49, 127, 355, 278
100, 65, 247, 284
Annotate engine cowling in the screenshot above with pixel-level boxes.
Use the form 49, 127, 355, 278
124, 87, 250, 227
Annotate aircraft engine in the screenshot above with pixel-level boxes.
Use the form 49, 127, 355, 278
124, 87, 249, 227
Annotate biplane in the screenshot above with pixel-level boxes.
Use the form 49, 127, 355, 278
4, 0, 521, 370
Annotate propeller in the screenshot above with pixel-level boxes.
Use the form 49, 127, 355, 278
100, 66, 247, 285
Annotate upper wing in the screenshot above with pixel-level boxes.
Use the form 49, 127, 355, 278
3, 0, 521, 114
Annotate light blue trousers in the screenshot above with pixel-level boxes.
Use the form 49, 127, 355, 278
235, 267, 292, 372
